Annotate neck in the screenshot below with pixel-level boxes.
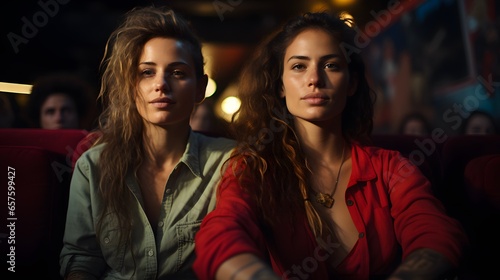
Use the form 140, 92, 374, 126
295, 121, 344, 165
142, 123, 190, 168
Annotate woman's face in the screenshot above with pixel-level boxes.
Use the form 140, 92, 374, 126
281, 28, 355, 126
190, 103, 214, 132
136, 37, 207, 128
403, 119, 429, 136
40, 93, 79, 129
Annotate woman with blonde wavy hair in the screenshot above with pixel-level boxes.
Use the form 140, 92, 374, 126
59, 6, 235, 279
193, 11, 467, 280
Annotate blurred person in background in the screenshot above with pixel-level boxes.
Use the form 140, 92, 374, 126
190, 98, 228, 137
461, 110, 498, 135
190, 99, 217, 132
26, 72, 97, 130
397, 112, 433, 136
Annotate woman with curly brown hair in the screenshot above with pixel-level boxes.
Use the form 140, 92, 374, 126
59, 6, 235, 279
193, 11, 467, 280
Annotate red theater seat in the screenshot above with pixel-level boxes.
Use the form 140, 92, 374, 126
464, 154, 500, 210
440, 135, 500, 279
1, 128, 498, 279
71, 130, 102, 168
461, 154, 500, 279
0, 129, 88, 279
440, 135, 500, 220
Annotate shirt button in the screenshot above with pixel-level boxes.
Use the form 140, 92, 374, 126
104, 237, 110, 244
158, 221, 164, 227
358, 232, 365, 238
346, 200, 354, 206
148, 249, 154, 256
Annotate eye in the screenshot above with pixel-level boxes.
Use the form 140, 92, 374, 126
61, 107, 75, 115
172, 70, 186, 78
140, 68, 156, 78
140, 68, 155, 77
291, 64, 306, 71
324, 62, 340, 70
44, 108, 56, 116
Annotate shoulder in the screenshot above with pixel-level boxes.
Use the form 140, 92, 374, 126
74, 143, 105, 169
352, 142, 410, 170
193, 132, 236, 154
354, 142, 402, 158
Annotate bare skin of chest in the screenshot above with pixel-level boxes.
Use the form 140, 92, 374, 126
137, 165, 174, 227
310, 159, 358, 267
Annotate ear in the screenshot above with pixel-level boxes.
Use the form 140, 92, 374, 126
348, 73, 358, 97
195, 74, 209, 104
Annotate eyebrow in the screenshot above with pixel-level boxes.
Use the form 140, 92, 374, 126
138, 61, 190, 67
286, 54, 341, 62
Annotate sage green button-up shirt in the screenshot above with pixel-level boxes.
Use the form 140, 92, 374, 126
60, 131, 235, 279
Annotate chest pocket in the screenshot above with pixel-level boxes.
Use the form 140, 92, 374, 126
175, 221, 201, 270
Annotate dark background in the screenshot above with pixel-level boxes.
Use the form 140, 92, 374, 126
0, 0, 400, 98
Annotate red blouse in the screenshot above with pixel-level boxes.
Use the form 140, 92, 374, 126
193, 143, 467, 279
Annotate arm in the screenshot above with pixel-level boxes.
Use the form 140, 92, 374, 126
65, 271, 99, 280
216, 253, 280, 280
193, 162, 271, 279
387, 154, 467, 278
387, 248, 455, 280
60, 154, 107, 278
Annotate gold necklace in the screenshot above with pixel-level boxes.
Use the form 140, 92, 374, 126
314, 142, 346, 208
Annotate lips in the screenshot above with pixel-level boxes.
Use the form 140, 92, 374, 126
301, 93, 329, 105
150, 97, 175, 104
149, 97, 176, 109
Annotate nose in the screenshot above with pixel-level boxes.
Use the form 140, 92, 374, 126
54, 110, 63, 121
308, 67, 323, 87
154, 74, 170, 92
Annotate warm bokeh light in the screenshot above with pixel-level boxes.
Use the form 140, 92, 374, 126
205, 78, 217, 97
339, 12, 355, 27
331, 0, 356, 7
221, 96, 241, 115
310, 2, 331, 12
215, 82, 240, 122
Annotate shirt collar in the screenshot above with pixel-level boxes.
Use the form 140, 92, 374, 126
126, 130, 203, 188
179, 130, 202, 178
349, 142, 377, 185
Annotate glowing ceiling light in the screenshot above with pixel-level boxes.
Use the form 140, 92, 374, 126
0, 82, 32, 94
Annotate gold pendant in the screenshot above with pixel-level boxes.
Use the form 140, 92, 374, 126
316, 192, 334, 208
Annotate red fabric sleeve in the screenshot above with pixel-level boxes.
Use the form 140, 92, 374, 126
193, 162, 268, 280
387, 152, 468, 267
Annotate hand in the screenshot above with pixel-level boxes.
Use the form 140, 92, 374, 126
66, 270, 99, 280
386, 248, 456, 280
216, 253, 280, 280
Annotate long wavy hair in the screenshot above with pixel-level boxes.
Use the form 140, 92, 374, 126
94, 6, 204, 248
228, 12, 376, 238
